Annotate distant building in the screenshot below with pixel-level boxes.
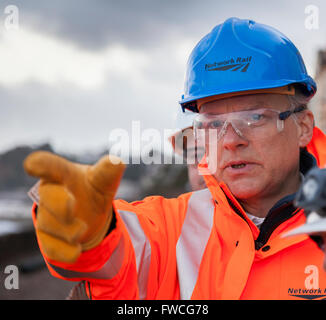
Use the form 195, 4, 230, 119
310, 50, 326, 132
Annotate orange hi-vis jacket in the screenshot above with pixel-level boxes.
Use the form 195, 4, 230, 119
32, 127, 326, 300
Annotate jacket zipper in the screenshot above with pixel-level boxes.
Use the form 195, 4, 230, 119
254, 206, 300, 250
225, 193, 300, 251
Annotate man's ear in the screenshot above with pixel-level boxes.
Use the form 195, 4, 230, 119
297, 110, 314, 147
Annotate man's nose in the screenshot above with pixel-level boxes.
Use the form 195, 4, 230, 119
219, 122, 248, 150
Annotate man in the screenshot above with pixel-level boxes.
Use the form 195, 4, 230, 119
169, 108, 205, 191
24, 17, 326, 299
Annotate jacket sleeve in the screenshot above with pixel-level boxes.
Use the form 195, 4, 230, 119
31, 192, 191, 299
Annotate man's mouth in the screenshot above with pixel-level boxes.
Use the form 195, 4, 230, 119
222, 161, 258, 174
230, 163, 246, 169
224, 161, 251, 169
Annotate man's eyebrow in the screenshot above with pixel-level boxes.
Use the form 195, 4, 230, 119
244, 103, 268, 110
211, 104, 267, 115
202, 102, 271, 114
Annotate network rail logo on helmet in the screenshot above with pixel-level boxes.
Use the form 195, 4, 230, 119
205, 56, 252, 73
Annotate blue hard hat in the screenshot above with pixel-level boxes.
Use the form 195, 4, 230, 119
180, 17, 317, 112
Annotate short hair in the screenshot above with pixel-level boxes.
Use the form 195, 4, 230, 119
288, 84, 311, 110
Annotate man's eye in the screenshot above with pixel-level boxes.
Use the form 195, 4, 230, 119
209, 120, 223, 128
251, 113, 264, 121
194, 121, 204, 129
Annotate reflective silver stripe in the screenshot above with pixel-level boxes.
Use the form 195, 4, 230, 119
119, 210, 151, 300
49, 234, 125, 279
176, 188, 215, 300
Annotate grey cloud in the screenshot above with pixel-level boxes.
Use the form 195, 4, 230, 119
1, 0, 325, 153
10, 0, 198, 50
9, 0, 324, 51
0, 74, 178, 154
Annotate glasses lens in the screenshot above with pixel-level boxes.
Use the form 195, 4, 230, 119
194, 108, 282, 144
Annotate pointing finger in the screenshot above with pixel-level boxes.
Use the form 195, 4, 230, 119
24, 151, 77, 184
87, 155, 125, 197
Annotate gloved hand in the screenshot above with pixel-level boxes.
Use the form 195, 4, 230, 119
23, 151, 125, 263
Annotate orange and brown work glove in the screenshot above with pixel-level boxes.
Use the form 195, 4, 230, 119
23, 151, 125, 264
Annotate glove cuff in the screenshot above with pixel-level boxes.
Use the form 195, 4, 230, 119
81, 209, 113, 251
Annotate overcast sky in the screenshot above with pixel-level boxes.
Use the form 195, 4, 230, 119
1, 0, 326, 155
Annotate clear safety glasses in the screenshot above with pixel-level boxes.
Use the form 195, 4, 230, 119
193, 106, 305, 144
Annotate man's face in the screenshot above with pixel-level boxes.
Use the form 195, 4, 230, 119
187, 162, 206, 191
199, 93, 314, 202
172, 127, 206, 192
186, 145, 206, 191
